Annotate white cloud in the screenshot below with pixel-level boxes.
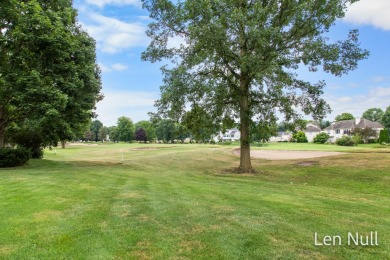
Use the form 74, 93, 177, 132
85, 0, 140, 8
324, 86, 390, 120
344, 0, 390, 30
95, 90, 159, 126
372, 76, 387, 83
98, 63, 128, 72
81, 12, 148, 53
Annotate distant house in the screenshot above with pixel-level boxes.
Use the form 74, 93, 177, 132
303, 123, 322, 142
269, 132, 292, 142
324, 118, 384, 143
213, 128, 240, 142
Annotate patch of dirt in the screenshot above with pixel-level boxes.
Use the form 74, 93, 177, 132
68, 143, 99, 146
232, 148, 342, 160
131, 146, 176, 151
297, 161, 318, 166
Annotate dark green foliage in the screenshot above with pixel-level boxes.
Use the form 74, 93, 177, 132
334, 113, 354, 122
11, 128, 45, 159
381, 106, 390, 129
91, 120, 103, 142
182, 105, 216, 142
378, 129, 390, 144
0, 147, 31, 168
313, 132, 330, 144
0, 0, 102, 148
336, 136, 356, 146
292, 131, 308, 143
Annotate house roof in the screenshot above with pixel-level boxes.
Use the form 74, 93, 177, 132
356, 119, 384, 129
305, 125, 322, 132
324, 118, 384, 130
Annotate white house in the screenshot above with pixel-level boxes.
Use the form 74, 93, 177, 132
324, 118, 384, 143
213, 128, 240, 142
269, 132, 292, 142
304, 122, 322, 142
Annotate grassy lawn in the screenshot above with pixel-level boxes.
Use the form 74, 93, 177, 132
0, 143, 389, 259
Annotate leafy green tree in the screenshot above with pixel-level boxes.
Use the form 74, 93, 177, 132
90, 120, 103, 142
135, 120, 157, 142
156, 119, 177, 142
98, 126, 108, 142
117, 117, 135, 142
0, 0, 102, 148
251, 121, 277, 143
381, 106, 390, 129
142, 0, 368, 172
108, 126, 119, 142
362, 108, 384, 123
319, 120, 331, 130
351, 127, 378, 144
313, 132, 330, 144
334, 113, 355, 122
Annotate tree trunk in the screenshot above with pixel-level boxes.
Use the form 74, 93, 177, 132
61, 140, 66, 149
0, 125, 5, 148
238, 77, 254, 173
0, 108, 6, 148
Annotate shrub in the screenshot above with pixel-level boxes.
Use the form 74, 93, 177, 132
0, 148, 31, 168
352, 135, 363, 145
313, 132, 330, 144
292, 131, 308, 143
378, 129, 390, 144
336, 136, 356, 146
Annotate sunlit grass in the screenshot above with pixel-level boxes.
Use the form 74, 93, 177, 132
0, 143, 389, 259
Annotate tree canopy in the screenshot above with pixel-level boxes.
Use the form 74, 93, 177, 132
381, 106, 390, 129
142, 0, 369, 172
0, 0, 102, 148
334, 113, 355, 122
362, 108, 384, 123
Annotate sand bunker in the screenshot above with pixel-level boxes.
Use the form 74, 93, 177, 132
233, 149, 342, 160
132, 146, 176, 151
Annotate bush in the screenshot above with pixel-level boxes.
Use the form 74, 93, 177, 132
378, 129, 390, 144
352, 135, 363, 145
336, 136, 356, 146
313, 132, 330, 144
0, 147, 31, 168
292, 131, 308, 143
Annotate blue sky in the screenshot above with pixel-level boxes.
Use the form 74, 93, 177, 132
74, 0, 390, 127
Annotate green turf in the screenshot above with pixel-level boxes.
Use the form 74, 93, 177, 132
0, 143, 389, 259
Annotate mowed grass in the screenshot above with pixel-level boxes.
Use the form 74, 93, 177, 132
0, 143, 389, 259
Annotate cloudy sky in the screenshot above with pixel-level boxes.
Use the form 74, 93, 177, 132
74, 0, 390, 126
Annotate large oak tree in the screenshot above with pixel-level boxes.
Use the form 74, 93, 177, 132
142, 0, 369, 172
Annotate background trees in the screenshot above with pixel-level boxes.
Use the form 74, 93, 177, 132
135, 120, 156, 142
362, 108, 384, 123
141, 0, 368, 172
334, 113, 355, 122
117, 117, 135, 142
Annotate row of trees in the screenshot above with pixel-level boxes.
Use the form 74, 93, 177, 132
0, 0, 102, 157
